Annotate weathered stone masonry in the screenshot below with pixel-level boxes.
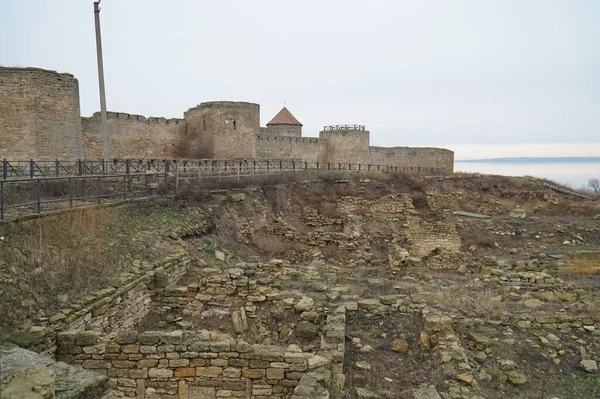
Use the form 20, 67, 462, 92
0, 67, 82, 160
1, 66, 454, 173
56, 330, 334, 399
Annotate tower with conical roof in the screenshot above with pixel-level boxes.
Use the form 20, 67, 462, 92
265, 106, 303, 137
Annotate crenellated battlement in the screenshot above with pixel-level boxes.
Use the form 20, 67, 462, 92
87, 111, 185, 125
257, 134, 321, 144
2, 66, 454, 173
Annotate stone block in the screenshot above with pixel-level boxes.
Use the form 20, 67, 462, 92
169, 359, 190, 367
196, 366, 223, 377
242, 368, 266, 379
121, 345, 140, 354
222, 367, 242, 378
190, 358, 207, 367
267, 367, 285, 379
115, 331, 138, 345
189, 386, 216, 399
175, 367, 196, 377
137, 359, 159, 368
129, 369, 148, 379
148, 368, 174, 378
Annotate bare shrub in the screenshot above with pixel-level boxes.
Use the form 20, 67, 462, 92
251, 231, 309, 257
461, 235, 496, 250
251, 233, 288, 256
319, 244, 354, 262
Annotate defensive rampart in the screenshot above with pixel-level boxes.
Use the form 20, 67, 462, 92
184, 102, 259, 159
369, 146, 454, 174
82, 112, 186, 159
319, 126, 370, 165
0, 67, 82, 160
1, 67, 454, 173
256, 134, 327, 162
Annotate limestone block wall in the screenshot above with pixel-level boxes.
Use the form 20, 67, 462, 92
184, 102, 260, 159
319, 129, 370, 164
369, 146, 454, 173
403, 214, 462, 261
81, 112, 186, 159
56, 330, 332, 399
261, 125, 302, 137
256, 135, 327, 163
17, 253, 193, 354
0, 67, 82, 160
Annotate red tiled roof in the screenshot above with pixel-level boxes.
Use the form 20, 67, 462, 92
266, 107, 302, 126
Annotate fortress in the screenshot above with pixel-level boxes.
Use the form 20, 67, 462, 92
0, 67, 453, 173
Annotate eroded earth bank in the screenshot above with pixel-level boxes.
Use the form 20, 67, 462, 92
1, 173, 599, 399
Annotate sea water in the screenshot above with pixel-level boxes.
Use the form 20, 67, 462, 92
454, 160, 600, 189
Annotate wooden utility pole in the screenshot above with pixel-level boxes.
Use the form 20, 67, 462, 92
94, 1, 110, 164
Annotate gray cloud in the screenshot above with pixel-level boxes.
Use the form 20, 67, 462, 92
1, 0, 599, 147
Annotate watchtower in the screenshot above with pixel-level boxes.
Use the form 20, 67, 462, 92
184, 101, 260, 159
319, 125, 370, 164
0, 67, 82, 160
264, 107, 303, 137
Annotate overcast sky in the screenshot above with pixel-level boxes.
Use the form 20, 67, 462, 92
1, 0, 599, 154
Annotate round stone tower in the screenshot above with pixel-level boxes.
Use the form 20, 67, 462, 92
0, 67, 82, 160
184, 101, 259, 159
319, 124, 370, 164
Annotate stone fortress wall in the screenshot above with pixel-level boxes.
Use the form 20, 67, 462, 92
0, 67, 82, 160
1, 66, 454, 173
256, 135, 328, 163
81, 112, 186, 160
184, 101, 259, 159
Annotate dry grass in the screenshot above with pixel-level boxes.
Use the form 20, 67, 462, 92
251, 232, 289, 256
319, 244, 354, 262
251, 231, 309, 257
1, 208, 121, 296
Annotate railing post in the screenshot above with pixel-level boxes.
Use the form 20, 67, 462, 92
0, 180, 4, 221
30, 159, 34, 178
164, 160, 170, 192
97, 176, 102, 205
68, 178, 73, 208
2, 159, 7, 180
36, 179, 41, 214
55, 160, 60, 177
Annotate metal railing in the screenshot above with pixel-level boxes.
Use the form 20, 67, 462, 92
0, 158, 447, 222
323, 125, 366, 131
0, 159, 170, 180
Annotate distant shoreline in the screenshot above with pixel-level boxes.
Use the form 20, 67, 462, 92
455, 157, 600, 163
